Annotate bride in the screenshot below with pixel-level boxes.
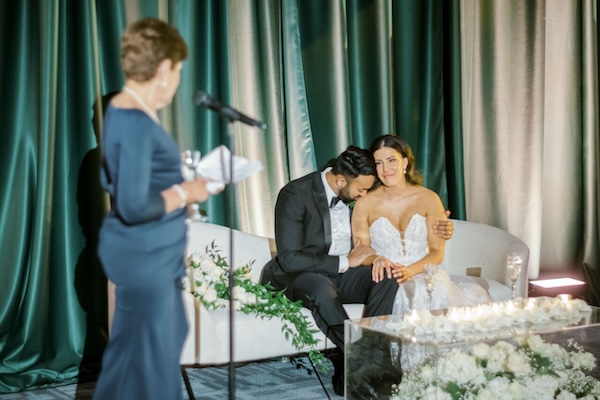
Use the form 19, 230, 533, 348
352, 135, 491, 317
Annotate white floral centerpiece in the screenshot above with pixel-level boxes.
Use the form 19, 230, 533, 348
391, 334, 600, 400
184, 242, 325, 368
385, 296, 593, 343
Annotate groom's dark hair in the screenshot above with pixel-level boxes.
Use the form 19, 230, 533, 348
323, 145, 376, 180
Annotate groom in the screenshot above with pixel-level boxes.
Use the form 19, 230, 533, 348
261, 145, 452, 396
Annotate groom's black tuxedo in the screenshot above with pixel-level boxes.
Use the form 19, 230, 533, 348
261, 171, 398, 349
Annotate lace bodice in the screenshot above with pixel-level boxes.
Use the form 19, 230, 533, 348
368, 213, 492, 373
369, 214, 428, 266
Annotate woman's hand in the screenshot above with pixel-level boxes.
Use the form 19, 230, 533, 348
371, 255, 394, 283
182, 178, 212, 203
392, 264, 413, 285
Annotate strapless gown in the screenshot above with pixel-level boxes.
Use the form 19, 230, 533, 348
370, 214, 491, 370
370, 213, 491, 316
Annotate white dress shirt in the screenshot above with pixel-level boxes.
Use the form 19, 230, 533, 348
321, 169, 351, 273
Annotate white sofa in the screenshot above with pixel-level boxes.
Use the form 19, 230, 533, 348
179, 219, 530, 366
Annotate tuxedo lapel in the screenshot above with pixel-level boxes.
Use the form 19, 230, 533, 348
311, 173, 332, 251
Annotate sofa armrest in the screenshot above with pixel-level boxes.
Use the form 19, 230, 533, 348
443, 219, 530, 298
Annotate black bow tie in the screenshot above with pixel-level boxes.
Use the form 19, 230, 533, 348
330, 196, 342, 209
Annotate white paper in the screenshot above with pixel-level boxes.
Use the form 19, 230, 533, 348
195, 145, 263, 193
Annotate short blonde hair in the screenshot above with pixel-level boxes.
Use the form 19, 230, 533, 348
121, 18, 188, 82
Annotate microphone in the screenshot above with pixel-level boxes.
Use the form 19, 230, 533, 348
193, 91, 267, 130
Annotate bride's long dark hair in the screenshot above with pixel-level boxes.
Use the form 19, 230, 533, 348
369, 135, 423, 189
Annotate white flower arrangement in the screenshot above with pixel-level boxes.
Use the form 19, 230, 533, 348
390, 334, 600, 400
184, 241, 325, 368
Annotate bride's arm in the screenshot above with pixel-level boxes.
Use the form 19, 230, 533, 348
351, 197, 394, 282
393, 189, 447, 284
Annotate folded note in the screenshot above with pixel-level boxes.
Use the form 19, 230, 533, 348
195, 145, 263, 193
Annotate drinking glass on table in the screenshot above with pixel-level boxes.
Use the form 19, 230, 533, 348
423, 263, 438, 309
506, 252, 523, 299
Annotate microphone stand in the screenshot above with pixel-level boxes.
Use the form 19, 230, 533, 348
194, 91, 266, 400
225, 119, 236, 400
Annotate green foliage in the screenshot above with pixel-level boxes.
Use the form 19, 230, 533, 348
187, 242, 327, 371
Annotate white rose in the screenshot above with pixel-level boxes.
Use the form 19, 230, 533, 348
210, 267, 224, 281
201, 258, 218, 273
507, 381, 525, 400
475, 388, 496, 400
232, 286, 246, 299
506, 352, 531, 376
204, 287, 218, 303
569, 351, 595, 370
471, 343, 491, 359
486, 377, 512, 400
438, 349, 484, 385
195, 283, 209, 296
526, 335, 547, 353
243, 292, 257, 305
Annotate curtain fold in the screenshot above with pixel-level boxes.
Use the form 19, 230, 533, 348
443, 0, 466, 219
460, 0, 586, 280
0, 0, 104, 392
392, 0, 449, 207
346, 0, 393, 149
582, 0, 600, 304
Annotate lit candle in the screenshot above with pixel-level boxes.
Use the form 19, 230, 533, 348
526, 298, 536, 310
558, 294, 571, 304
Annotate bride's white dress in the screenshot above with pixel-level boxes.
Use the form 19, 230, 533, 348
370, 213, 491, 315
370, 213, 491, 371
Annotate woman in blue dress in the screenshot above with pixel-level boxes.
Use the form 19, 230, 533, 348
93, 18, 212, 400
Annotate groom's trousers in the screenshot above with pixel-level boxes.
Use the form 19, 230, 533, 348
266, 266, 398, 349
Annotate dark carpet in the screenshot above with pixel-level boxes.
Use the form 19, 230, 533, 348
0, 357, 338, 400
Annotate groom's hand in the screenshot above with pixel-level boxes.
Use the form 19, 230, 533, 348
433, 211, 454, 240
348, 238, 376, 268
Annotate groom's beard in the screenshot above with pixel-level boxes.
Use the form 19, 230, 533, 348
338, 186, 354, 204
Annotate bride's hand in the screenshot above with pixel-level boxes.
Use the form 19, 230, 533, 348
393, 265, 411, 284
371, 256, 394, 283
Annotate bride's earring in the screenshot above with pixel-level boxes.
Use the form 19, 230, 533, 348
403, 167, 407, 174
161, 79, 167, 87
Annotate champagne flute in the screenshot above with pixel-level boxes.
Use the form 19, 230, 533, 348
506, 252, 523, 299
181, 150, 204, 221
423, 263, 438, 309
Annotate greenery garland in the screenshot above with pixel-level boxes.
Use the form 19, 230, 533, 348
186, 241, 326, 370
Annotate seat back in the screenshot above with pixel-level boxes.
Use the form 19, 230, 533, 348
442, 219, 530, 298
186, 221, 272, 283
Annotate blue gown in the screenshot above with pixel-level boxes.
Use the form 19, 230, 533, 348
93, 106, 188, 400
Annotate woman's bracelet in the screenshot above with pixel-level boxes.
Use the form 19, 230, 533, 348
171, 184, 188, 209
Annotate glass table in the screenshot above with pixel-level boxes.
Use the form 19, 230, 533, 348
344, 297, 600, 399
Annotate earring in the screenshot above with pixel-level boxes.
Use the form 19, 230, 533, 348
403, 168, 407, 174
161, 80, 167, 87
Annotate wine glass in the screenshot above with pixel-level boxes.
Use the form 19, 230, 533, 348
181, 150, 205, 222
506, 252, 523, 299
423, 263, 438, 309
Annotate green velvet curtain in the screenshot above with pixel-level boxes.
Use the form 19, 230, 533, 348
0, 0, 484, 393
